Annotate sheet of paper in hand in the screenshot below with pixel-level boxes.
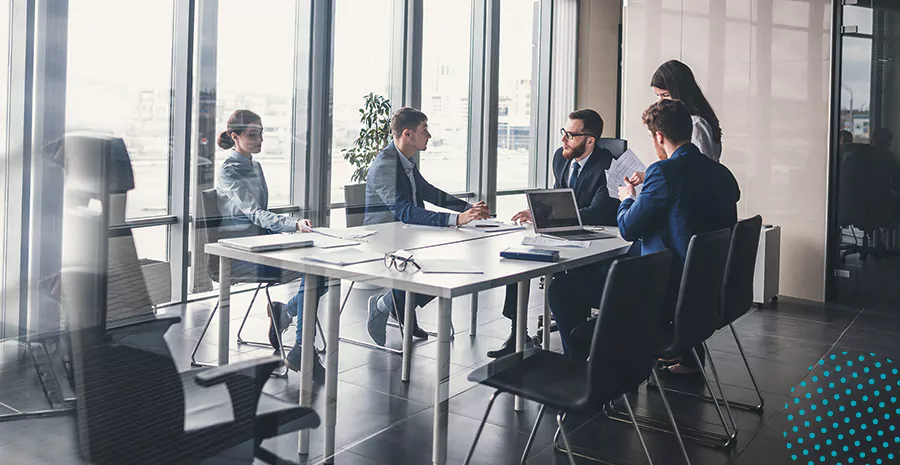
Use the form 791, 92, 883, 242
605, 149, 647, 198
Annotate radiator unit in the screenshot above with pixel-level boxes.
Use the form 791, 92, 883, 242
753, 224, 781, 307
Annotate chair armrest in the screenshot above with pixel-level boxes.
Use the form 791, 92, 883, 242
194, 355, 282, 387
195, 356, 283, 423
107, 314, 182, 333
570, 318, 596, 343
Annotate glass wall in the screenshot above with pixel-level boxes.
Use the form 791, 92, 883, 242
215, 0, 298, 207
331, 0, 393, 204
66, 0, 176, 221
497, 0, 538, 191
0, 0, 9, 312
830, 2, 900, 310
1, 0, 9, 251
419, 0, 472, 194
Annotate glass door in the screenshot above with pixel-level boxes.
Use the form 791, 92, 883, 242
829, 1, 900, 310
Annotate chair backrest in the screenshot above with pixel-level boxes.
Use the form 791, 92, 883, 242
345, 183, 367, 228
721, 216, 763, 326
585, 249, 675, 405
595, 138, 628, 159
670, 229, 732, 350
198, 188, 266, 282
106, 228, 157, 327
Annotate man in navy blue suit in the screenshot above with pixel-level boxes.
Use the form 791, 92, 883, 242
490, 109, 620, 358
617, 99, 739, 373
364, 107, 490, 346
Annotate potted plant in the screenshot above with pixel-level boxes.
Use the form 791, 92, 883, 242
342, 93, 392, 228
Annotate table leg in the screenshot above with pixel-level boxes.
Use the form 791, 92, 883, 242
217, 257, 231, 365
515, 280, 529, 411
542, 274, 552, 351
324, 279, 341, 464
401, 290, 415, 382
432, 297, 452, 465
469, 292, 478, 337
298, 274, 321, 455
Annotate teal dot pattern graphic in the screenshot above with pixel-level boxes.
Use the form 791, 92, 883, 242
785, 352, 900, 464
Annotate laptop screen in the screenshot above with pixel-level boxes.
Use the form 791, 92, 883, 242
527, 190, 581, 230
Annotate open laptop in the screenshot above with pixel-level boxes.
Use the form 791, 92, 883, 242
218, 234, 314, 253
525, 189, 618, 241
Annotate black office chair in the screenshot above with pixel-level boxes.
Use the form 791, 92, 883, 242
191, 189, 325, 375
605, 229, 736, 449
67, 273, 320, 464
650, 216, 765, 413
595, 138, 628, 159
463, 250, 689, 465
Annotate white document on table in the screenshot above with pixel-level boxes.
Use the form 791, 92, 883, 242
522, 236, 591, 248
463, 220, 527, 233
301, 248, 382, 266
416, 259, 484, 274
606, 149, 647, 198
311, 236, 361, 249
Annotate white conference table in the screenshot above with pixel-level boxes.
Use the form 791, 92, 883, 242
205, 222, 630, 465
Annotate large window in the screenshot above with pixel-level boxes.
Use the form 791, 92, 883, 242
214, 0, 298, 207
66, 0, 176, 220
1, 0, 9, 308
497, 0, 538, 191
331, 0, 393, 204
418, 0, 472, 194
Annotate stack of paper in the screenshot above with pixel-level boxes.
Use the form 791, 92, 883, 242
301, 248, 382, 266
464, 220, 526, 233
605, 149, 647, 198
522, 236, 591, 248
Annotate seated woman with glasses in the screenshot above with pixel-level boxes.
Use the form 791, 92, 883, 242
216, 109, 327, 373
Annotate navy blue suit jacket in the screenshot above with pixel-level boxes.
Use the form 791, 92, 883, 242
551, 147, 620, 226
364, 142, 471, 226
617, 143, 740, 264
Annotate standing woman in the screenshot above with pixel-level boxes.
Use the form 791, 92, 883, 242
216, 109, 326, 373
650, 59, 723, 162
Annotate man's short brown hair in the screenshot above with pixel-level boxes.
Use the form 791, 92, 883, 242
641, 99, 693, 143
391, 107, 428, 138
568, 109, 604, 138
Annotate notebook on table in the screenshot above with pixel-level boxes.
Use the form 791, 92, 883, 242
500, 247, 560, 262
218, 234, 314, 253
525, 189, 618, 241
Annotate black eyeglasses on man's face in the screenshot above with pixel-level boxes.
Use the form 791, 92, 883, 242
560, 128, 594, 141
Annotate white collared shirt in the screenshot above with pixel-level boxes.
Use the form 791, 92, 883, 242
565, 150, 592, 188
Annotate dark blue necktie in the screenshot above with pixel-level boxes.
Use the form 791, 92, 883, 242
568, 161, 581, 190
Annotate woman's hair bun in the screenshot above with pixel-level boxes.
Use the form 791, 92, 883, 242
217, 131, 235, 150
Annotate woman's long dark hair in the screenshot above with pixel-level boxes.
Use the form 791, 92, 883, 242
650, 60, 722, 144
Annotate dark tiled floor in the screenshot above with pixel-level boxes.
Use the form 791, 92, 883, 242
2, 282, 899, 465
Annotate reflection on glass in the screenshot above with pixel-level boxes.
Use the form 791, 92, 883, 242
1, 0, 9, 258
66, 0, 175, 220
419, 0, 471, 194
498, 0, 538, 190
332, 0, 393, 204
844, 5, 873, 35
840, 37, 872, 143
215, 0, 299, 208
